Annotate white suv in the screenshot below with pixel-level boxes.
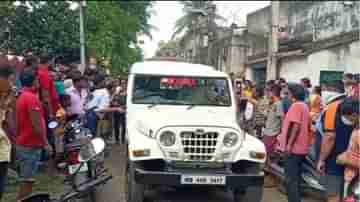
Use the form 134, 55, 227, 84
125, 58, 266, 202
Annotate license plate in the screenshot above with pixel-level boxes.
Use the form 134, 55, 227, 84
181, 175, 226, 185
68, 163, 88, 174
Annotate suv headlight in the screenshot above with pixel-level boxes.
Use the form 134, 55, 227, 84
159, 131, 176, 147
223, 132, 238, 147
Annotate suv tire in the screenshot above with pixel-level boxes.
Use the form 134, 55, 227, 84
126, 161, 145, 202
233, 186, 263, 202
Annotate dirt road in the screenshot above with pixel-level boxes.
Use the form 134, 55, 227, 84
96, 144, 322, 202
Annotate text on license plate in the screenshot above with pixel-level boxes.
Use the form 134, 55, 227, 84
181, 175, 226, 185
68, 163, 88, 174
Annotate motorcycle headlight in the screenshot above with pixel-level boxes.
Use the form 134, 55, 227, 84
223, 132, 238, 147
159, 131, 176, 147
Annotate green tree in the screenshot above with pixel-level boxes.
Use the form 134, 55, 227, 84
2, 1, 79, 55
155, 39, 180, 57
0, 1, 153, 74
172, 1, 225, 39
86, 1, 152, 74
117, 1, 157, 40
0, 1, 16, 49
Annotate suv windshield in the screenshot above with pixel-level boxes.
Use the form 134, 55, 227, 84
132, 75, 231, 106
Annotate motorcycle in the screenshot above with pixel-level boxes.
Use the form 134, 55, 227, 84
238, 99, 326, 199
48, 119, 103, 202
19, 137, 112, 202
265, 148, 327, 200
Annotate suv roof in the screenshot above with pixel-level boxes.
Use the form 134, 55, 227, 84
145, 56, 187, 62
130, 60, 228, 78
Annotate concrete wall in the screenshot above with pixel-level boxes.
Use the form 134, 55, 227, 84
246, 33, 268, 57
247, 6, 270, 36
288, 1, 360, 40
279, 41, 360, 85
246, 2, 290, 56
279, 2, 290, 29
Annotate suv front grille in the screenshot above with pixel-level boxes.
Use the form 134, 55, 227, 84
180, 131, 219, 161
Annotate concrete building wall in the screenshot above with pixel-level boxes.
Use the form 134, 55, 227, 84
246, 34, 268, 57
288, 1, 360, 40
279, 2, 290, 28
279, 41, 360, 85
228, 35, 247, 74
247, 6, 270, 36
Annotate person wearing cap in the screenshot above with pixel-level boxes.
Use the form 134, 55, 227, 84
0, 55, 14, 200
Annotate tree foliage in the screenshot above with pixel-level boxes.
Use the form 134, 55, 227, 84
0, 1, 79, 55
172, 1, 226, 39
0, 1, 154, 74
117, 1, 157, 40
155, 40, 180, 57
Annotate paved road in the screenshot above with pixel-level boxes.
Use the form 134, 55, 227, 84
96, 144, 322, 202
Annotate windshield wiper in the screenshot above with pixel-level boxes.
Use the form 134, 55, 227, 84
147, 102, 158, 109
187, 104, 195, 110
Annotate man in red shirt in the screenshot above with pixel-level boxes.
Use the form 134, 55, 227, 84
37, 54, 59, 172
277, 83, 311, 202
16, 69, 52, 200
37, 53, 59, 117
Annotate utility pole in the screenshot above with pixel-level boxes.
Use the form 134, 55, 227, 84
266, 1, 280, 80
79, 1, 86, 74
207, 4, 216, 66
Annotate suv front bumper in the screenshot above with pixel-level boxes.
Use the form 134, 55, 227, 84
134, 168, 264, 188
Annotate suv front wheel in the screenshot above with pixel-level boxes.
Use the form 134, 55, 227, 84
126, 160, 145, 202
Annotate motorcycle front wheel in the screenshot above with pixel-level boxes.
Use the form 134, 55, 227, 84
73, 171, 96, 202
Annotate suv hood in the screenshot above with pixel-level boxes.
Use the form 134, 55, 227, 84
130, 106, 239, 131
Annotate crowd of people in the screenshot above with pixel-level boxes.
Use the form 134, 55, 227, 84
235, 75, 359, 202
0, 48, 358, 202
0, 50, 127, 201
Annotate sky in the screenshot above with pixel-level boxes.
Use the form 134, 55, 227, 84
139, 1, 270, 59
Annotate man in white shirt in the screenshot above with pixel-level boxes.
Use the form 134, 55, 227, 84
85, 75, 123, 135
86, 87, 110, 112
